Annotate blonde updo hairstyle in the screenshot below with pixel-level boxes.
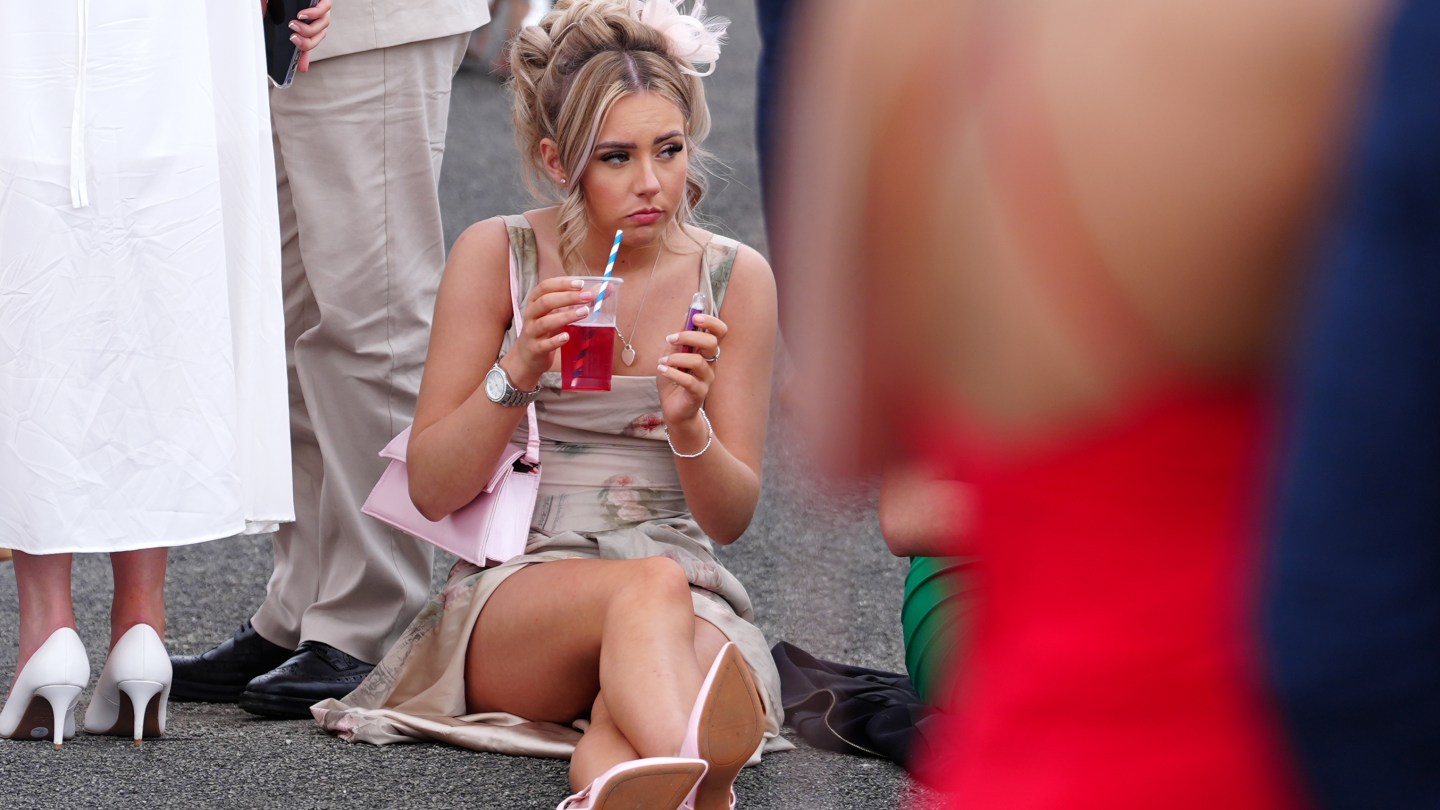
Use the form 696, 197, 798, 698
509, 0, 714, 274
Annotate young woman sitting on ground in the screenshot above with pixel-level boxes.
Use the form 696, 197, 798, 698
312, 2, 783, 808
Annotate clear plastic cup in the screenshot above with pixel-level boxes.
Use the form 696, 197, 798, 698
558, 276, 623, 391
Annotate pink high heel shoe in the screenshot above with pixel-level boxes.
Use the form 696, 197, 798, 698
557, 757, 708, 810
0, 627, 90, 748
678, 642, 765, 810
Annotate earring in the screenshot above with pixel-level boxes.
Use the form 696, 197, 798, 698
559, 177, 567, 186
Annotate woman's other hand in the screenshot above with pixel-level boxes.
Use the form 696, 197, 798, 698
658, 243, 775, 544
657, 312, 728, 445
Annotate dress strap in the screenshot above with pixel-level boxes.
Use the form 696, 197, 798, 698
699, 234, 741, 316
498, 214, 540, 462
500, 214, 540, 344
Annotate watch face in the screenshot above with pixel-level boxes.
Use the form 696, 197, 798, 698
485, 367, 507, 402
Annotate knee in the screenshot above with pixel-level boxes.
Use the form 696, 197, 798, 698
618, 556, 693, 610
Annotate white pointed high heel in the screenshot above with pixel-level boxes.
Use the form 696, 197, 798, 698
0, 627, 90, 748
83, 624, 171, 743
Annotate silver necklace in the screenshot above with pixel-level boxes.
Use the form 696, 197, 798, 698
613, 245, 663, 366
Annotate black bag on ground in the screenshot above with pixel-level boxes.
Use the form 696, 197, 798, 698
770, 641, 946, 777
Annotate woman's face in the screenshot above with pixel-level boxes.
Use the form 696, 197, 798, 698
579, 91, 689, 246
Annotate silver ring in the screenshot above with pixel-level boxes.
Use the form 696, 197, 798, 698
704, 346, 720, 363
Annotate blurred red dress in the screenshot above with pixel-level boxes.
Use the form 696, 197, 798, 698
915, 387, 1303, 809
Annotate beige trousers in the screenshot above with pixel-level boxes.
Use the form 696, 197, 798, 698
251, 33, 469, 664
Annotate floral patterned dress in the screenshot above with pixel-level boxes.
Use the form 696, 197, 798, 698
312, 215, 788, 759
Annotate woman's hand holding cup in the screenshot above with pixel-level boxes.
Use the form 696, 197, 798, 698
505, 277, 596, 387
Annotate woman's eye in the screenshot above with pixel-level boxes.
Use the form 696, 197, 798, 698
660, 143, 684, 158
600, 151, 629, 165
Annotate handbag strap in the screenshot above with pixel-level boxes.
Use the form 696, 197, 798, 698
506, 218, 541, 467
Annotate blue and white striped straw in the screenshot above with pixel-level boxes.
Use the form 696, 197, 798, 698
593, 229, 624, 310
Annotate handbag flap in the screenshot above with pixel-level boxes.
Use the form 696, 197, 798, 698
378, 426, 413, 462
378, 425, 528, 494
483, 446, 529, 493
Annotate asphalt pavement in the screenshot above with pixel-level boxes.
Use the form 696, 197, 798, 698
0, 2, 943, 807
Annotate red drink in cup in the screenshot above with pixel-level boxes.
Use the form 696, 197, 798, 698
557, 275, 622, 391
561, 323, 616, 391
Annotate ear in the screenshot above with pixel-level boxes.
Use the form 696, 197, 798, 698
539, 138, 568, 187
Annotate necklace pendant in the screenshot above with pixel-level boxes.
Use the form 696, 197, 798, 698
621, 344, 637, 366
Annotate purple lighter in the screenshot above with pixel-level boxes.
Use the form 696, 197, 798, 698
681, 291, 706, 352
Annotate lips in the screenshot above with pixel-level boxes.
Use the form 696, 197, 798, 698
628, 208, 663, 225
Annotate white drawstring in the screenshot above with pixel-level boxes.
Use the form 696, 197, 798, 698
69, 0, 90, 209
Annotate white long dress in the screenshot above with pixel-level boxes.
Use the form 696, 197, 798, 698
0, 3, 293, 553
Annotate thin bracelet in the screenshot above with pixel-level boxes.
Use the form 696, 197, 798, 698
668, 409, 713, 458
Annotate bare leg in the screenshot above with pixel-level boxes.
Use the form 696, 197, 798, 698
109, 548, 167, 650
503, 0, 530, 34
570, 619, 734, 789
466, 557, 707, 774
11, 551, 76, 678
467, 25, 491, 62
493, 0, 531, 72
466, 0, 504, 64
571, 692, 641, 790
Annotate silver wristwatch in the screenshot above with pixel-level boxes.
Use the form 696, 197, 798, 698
484, 362, 542, 407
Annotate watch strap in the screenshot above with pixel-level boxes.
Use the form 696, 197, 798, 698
491, 362, 542, 407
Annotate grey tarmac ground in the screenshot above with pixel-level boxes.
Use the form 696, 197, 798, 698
0, 2, 947, 808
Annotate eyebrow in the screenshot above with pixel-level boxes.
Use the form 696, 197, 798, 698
593, 131, 684, 151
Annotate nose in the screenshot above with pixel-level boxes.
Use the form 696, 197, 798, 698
635, 156, 662, 197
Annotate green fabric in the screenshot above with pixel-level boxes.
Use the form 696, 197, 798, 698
901, 556, 969, 704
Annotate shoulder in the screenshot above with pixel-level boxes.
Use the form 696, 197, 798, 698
702, 232, 776, 331
441, 217, 515, 318
725, 242, 776, 308
700, 227, 774, 301
729, 242, 773, 286
450, 216, 511, 266
684, 225, 774, 288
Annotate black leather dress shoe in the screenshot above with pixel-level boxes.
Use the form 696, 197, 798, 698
170, 620, 294, 703
238, 641, 375, 719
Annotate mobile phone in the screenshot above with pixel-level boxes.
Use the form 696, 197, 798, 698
680, 291, 706, 353
263, 0, 321, 89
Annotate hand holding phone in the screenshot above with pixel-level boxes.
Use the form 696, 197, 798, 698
264, 0, 321, 88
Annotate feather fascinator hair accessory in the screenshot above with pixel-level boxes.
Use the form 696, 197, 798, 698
630, 0, 729, 76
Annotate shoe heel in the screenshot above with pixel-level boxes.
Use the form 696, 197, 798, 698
680, 644, 761, 810
118, 680, 165, 744
83, 624, 171, 741
33, 684, 82, 748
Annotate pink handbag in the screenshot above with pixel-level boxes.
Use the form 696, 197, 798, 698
360, 225, 541, 567
361, 414, 539, 567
